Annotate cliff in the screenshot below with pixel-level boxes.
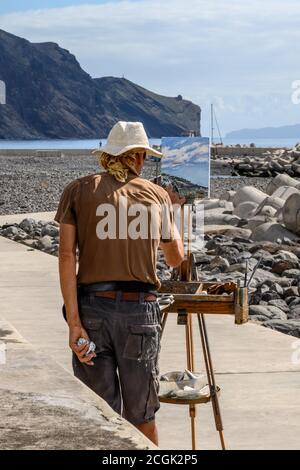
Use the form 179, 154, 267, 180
0, 29, 201, 139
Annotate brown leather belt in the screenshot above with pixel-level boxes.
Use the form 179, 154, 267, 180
94, 291, 157, 302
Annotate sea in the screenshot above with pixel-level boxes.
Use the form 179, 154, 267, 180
0, 137, 299, 149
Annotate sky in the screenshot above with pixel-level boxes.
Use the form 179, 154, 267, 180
1, 0, 300, 136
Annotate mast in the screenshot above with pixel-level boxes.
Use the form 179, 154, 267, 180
211, 103, 214, 145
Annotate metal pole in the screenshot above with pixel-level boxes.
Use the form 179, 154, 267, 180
197, 314, 226, 450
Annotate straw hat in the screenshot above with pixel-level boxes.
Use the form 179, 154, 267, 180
93, 121, 162, 158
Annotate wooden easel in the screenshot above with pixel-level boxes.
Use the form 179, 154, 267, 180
159, 204, 249, 450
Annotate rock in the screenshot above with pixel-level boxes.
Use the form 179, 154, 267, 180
267, 174, 300, 195
284, 287, 300, 298
247, 216, 275, 231
262, 319, 300, 338
209, 256, 230, 272
233, 186, 268, 208
19, 218, 36, 234
262, 292, 282, 302
281, 269, 300, 278
249, 305, 287, 321
23, 239, 37, 249
220, 190, 236, 202
205, 225, 251, 238
2, 226, 19, 237
275, 250, 299, 262
282, 193, 300, 235
41, 224, 59, 238
287, 307, 300, 320
37, 235, 53, 251
269, 283, 284, 296
214, 245, 240, 264
272, 259, 299, 274
251, 222, 299, 243
204, 211, 240, 226
268, 299, 289, 313
256, 206, 277, 217
13, 229, 29, 241
252, 249, 274, 268
233, 202, 257, 218
272, 185, 300, 201
288, 298, 300, 309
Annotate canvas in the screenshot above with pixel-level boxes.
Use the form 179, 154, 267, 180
161, 137, 210, 202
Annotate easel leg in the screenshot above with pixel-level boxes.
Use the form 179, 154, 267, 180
160, 311, 169, 336
186, 313, 197, 450
197, 314, 226, 450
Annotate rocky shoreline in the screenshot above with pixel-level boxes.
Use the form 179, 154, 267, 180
1, 212, 300, 338
1, 153, 300, 339
211, 143, 300, 178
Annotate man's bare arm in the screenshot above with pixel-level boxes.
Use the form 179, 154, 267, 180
58, 223, 96, 365
160, 224, 184, 268
58, 223, 80, 327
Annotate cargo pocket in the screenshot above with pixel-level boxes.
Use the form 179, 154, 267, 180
123, 324, 161, 362
144, 368, 161, 421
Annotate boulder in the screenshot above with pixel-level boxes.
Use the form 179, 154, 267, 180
249, 305, 287, 321
233, 186, 268, 208
233, 201, 257, 219
246, 216, 275, 231
275, 250, 299, 263
282, 192, 300, 235
251, 222, 299, 243
209, 256, 230, 272
262, 319, 300, 338
272, 259, 299, 275
287, 307, 300, 320
272, 185, 300, 201
204, 211, 239, 226
283, 287, 300, 298
267, 174, 300, 195
19, 218, 36, 234
41, 224, 59, 238
37, 235, 53, 251
220, 190, 236, 202
2, 226, 19, 237
268, 299, 289, 313
281, 269, 300, 278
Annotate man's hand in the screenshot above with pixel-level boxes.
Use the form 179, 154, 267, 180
165, 184, 186, 206
69, 325, 96, 366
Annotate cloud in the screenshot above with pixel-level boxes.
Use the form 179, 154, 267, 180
1, 0, 300, 133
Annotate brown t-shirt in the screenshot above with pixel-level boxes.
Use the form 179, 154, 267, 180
55, 172, 175, 288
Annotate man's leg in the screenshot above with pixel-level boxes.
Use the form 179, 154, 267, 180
74, 295, 122, 414
114, 299, 161, 445
136, 420, 158, 446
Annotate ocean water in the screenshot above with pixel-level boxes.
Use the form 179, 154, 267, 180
222, 137, 299, 148
0, 137, 299, 149
0, 138, 161, 149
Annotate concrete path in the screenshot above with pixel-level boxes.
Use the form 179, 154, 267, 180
1, 232, 300, 450
0, 211, 56, 225
0, 319, 155, 450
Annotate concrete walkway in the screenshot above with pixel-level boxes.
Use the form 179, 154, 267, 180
1, 231, 300, 450
0, 319, 155, 450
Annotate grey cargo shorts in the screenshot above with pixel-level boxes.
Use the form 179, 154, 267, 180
73, 291, 162, 426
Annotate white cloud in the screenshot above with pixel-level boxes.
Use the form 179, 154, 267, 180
1, 0, 300, 133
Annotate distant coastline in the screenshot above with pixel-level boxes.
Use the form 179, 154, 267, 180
0, 137, 299, 150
